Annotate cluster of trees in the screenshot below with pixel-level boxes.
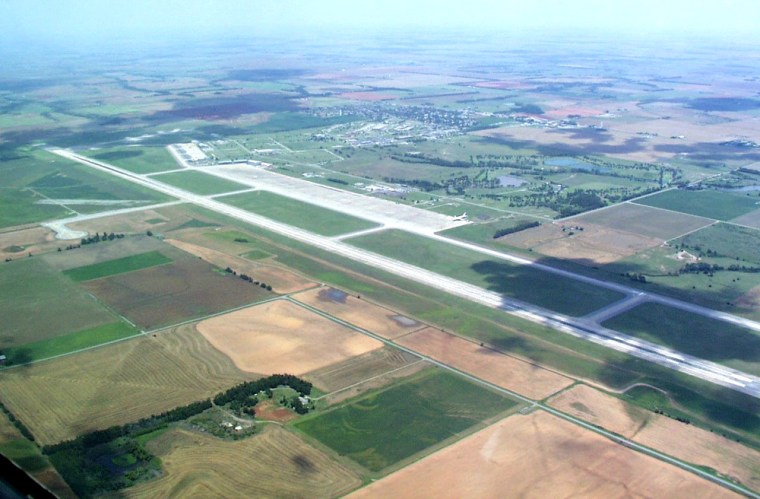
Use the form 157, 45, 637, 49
653, 408, 691, 425
44, 399, 212, 455
493, 221, 541, 239
623, 272, 648, 283
327, 177, 348, 185
80, 232, 125, 246
214, 374, 312, 407
681, 262, 760, 275
224, 267, 273, 291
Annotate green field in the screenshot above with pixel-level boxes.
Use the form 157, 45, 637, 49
634, 189, 760, 221
603, 302, 760, 375
294, 369, 516, 472
152, 170, 249, 195
219, 190, 379, 237
1, 322, 139, 366
0, 258, 117, 347
675, 222, 760, 265
63, 251, 173, 282
346, 229, 624, 316
0, 149, 172, 227
0, 439, 49, 473
85, 146, 179, 174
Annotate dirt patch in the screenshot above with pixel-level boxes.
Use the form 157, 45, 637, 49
550, 384, 760, 492
165, 238, 316, 294
295, 287, 424, 339
120, 426, 361, 498
0, 226, 58, 259
83, 257, 271, 329
350, 411, 734, 498
254, 400, 297, 423
197, 300, 383, 376
397, 328, 573, 400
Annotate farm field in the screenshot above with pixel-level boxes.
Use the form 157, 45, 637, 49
675, 222, 760, 265
1, 321, 139, 365
119, 427, 362, 498
731, 207, 760, 229
350, 411, 736, 498
305, 346, 422, 393
602, 302, 760, 375
196, 300, 383, 375
294, 287, 425, 339
294, 368, 518, 472
164, 237, 316, 293
549, 384, 760, 493
572, 202, 715, 240
82, 250, 273, 329
41, 235, 166, 271
500, 221, 664, 265
63, 250, 173, 282
152, 169, 249, 195
0, 257, 117, 348
82, 146, 180, 174
218, 190, 379, 237
0, 323, 251, 445
634, 189, 760, 221
397, 327, 574, 400
346, 229, 625, 316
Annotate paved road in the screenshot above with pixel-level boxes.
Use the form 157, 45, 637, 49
49, 149, 760, 399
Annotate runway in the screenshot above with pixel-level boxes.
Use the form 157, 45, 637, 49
49, 149, 760, 398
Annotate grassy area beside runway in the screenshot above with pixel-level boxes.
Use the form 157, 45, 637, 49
345, 228, 624, 316
602, 302, 760, 375
83, 146, 180, 174
153, 170, 249, 195
218, 190, 379, 237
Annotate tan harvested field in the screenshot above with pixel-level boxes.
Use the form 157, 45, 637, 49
0, 226, 58, 259
397, 328, 573, 400
295, 287, 424, 339
500, 221, 664, 265
165, 238, 316, 293
41, 235, 165, 271
350, 411, 735, 498
118, 426, 362, 498
83, 256, 271, 329
0, 324, 251, 445
550, 384, 760, 492
197, 300, 383, 376
305, 347, 421, 392
572, 202, 715, 240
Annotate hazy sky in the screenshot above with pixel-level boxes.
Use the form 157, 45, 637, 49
2, 0, 759, 41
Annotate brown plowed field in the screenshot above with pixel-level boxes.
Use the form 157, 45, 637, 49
295, 287, 423, 339
0, 324, 251, 445
165, 238, 315, 293
550, 384, 760, 492
117, 426, 361, 498
350, 411, 734, 498
397, 328, 573, 400
197, 300, 383, 376
83, 257, 271, 329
